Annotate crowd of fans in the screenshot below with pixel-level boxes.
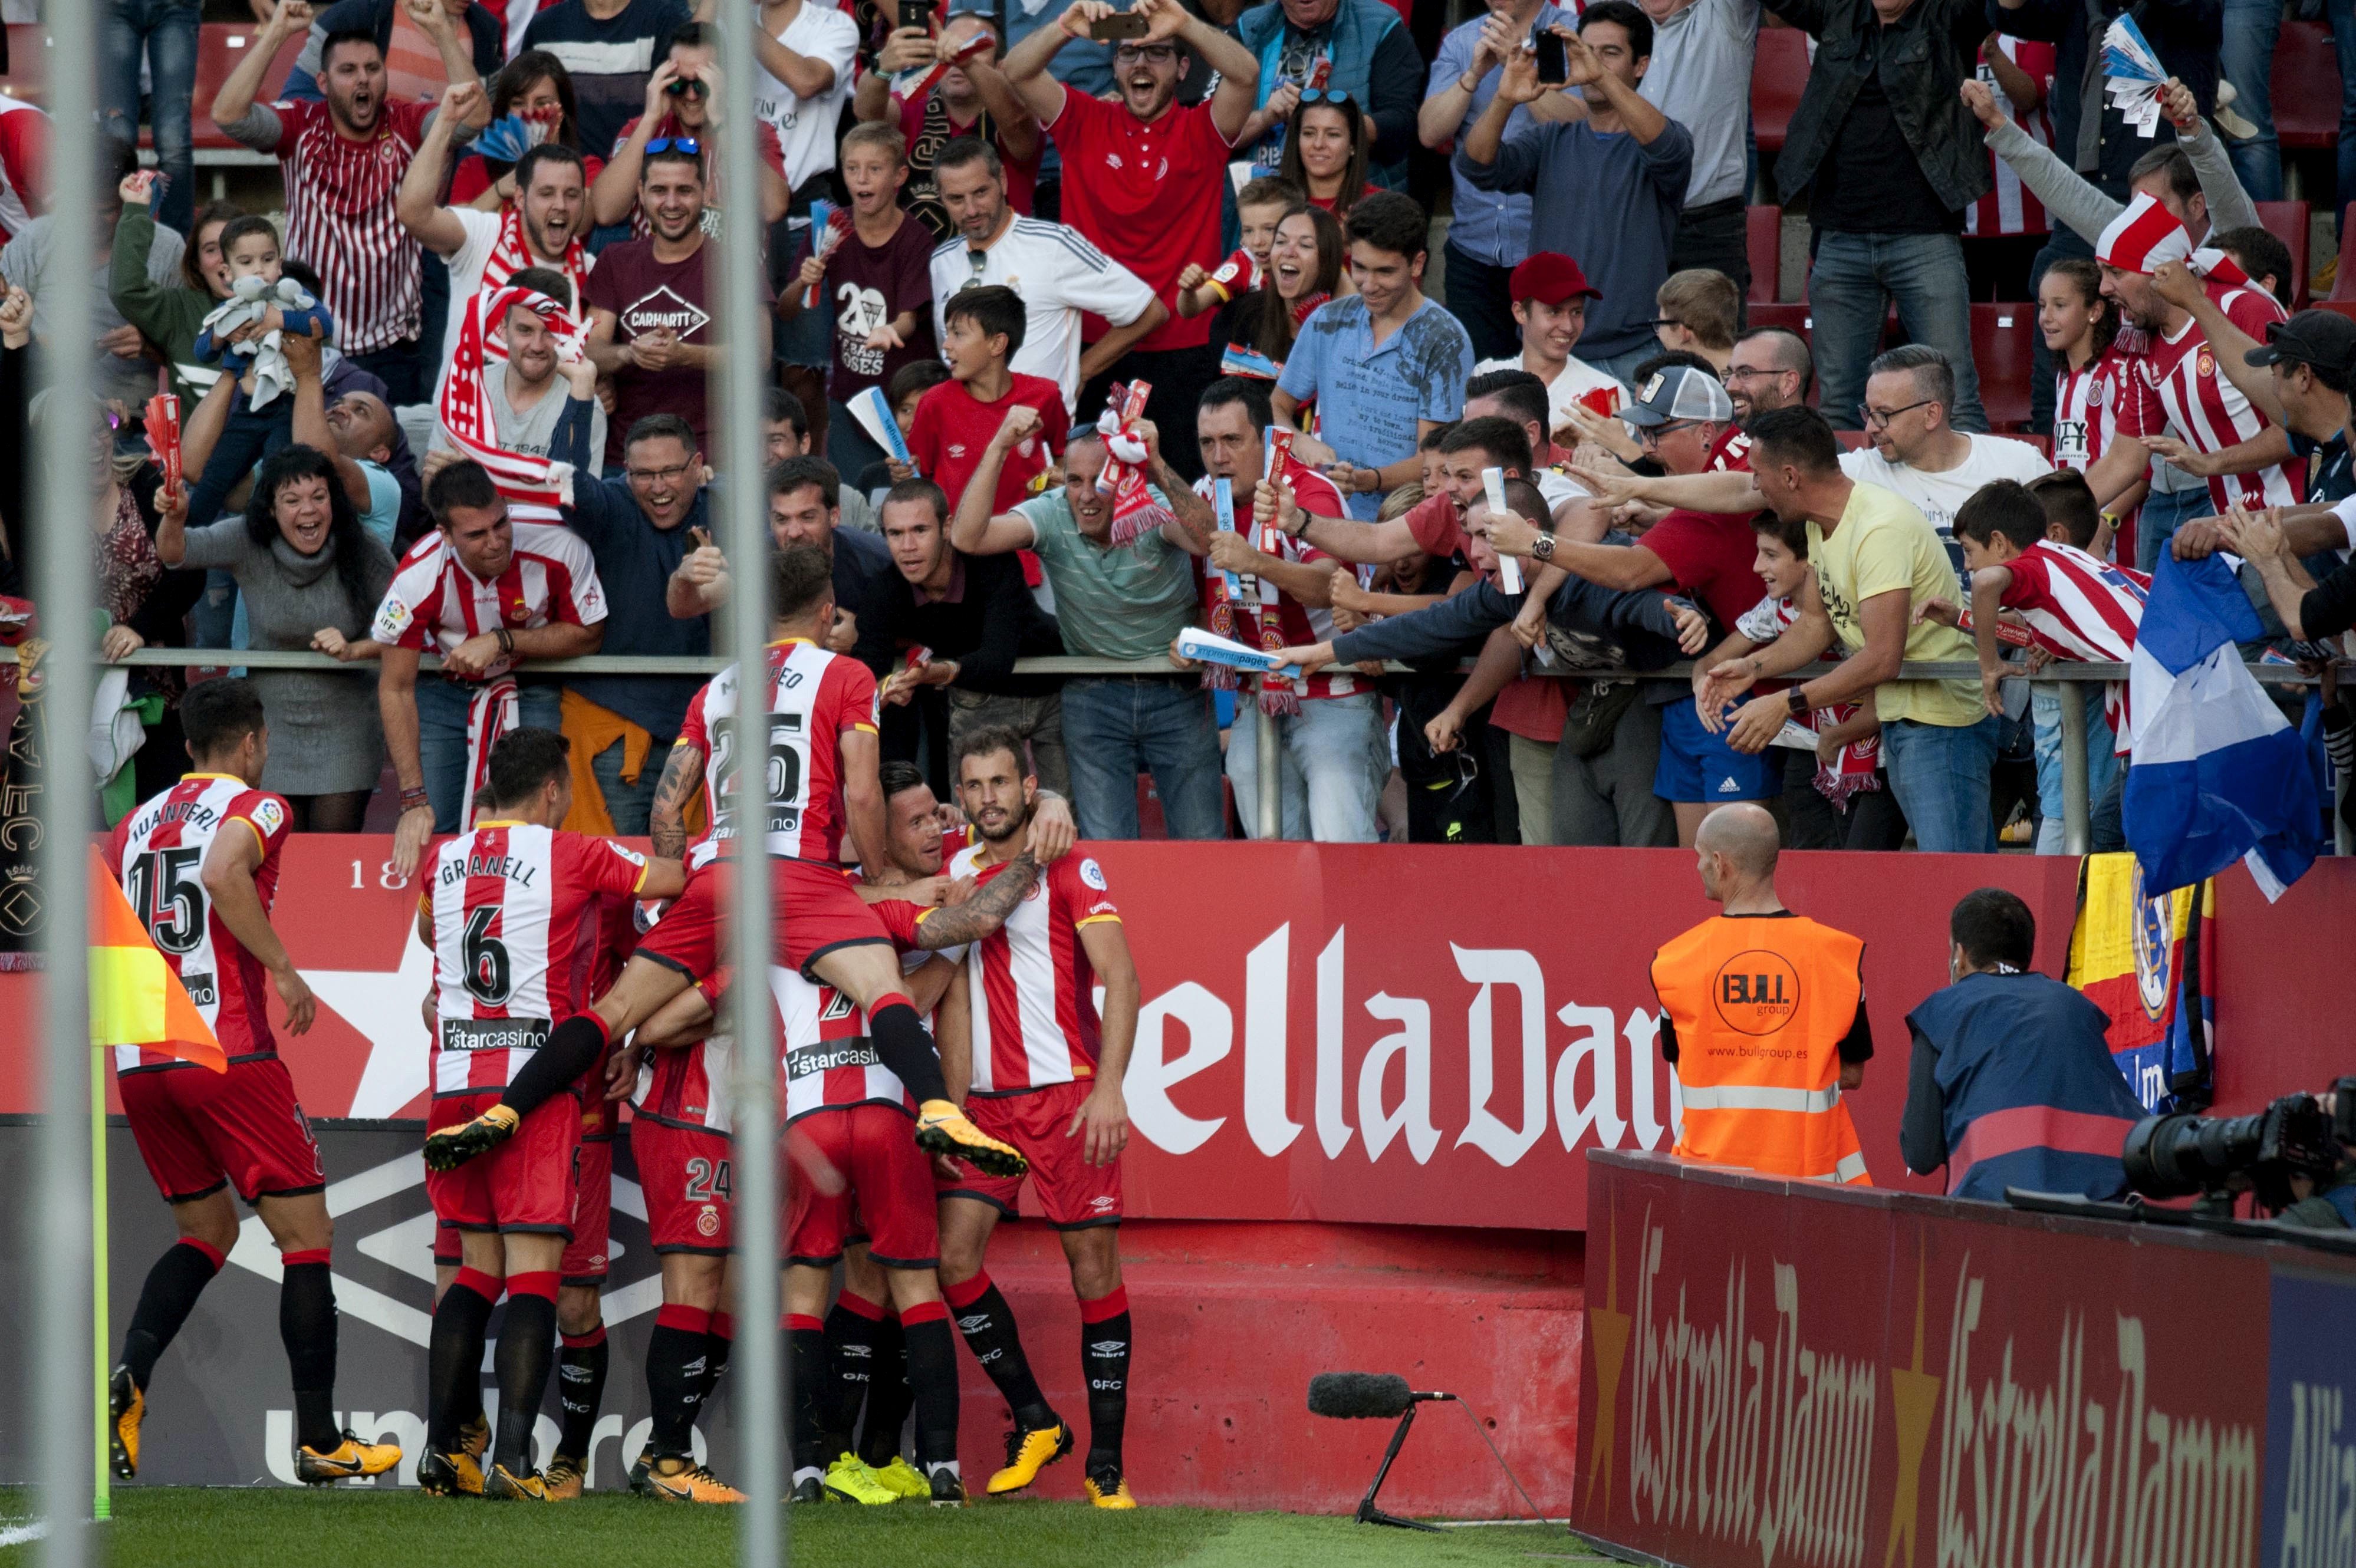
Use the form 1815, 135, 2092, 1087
6, 0, 2353, 854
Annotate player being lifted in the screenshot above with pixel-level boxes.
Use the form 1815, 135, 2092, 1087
105, 678, 400, 1485
936, 727, 1143, 1508
414, 729, 685, 1500
421, 545, 1026, 1182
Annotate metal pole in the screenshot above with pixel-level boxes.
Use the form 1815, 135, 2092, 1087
2056, 680, 2091, 857
2338, 753, 2352, 858
715, 12, 781, 1558
1256, 703, 1280, 840
37, 3, 101, 1559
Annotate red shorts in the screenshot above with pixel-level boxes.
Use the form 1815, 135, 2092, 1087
786, 1103, 938, 1267
426, 1092, 580, 1236
561, 1135, 614, 1283
936, 1079, 1122, 1230
434, 1222, 461, 1267
634, 1118, 733, 1254
120, 1058, 324, 1205
640, 858, 893, 984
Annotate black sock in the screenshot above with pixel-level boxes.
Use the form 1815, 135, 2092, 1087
493, 1283, 558, 1473
496, 1015, 606, 1118
701, 1313, 733, 1409
901, 1308, 960, 1470
646, 1305, 711, 1457
555, 1327, 608, 1461
868, 1001, 947, 1104
860, 1316, 913, 1468
1080, 1292, 1132, 1473
824, 1293, 886, 1457
788, 1317, 832, 1473
943, 1274, 1049, 1423
121, 1238, 225, 1390
279, 1251, 340, 1453
426, 1271, 498, 1451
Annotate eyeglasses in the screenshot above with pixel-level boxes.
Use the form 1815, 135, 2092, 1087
663, 75, 710, 97
1642, 317, 1684, 333
627, 462, 695, 486
1724, 364, 1780, 383
1858, 398, 1936, 429
1638, 419, 1701, 443
1112, 43, 1179, 62
644, 136, 703, 157
1299, 87, 1353, 106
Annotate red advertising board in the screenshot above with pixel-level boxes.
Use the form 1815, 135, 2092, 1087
6, 841, 2090, 1227
1574, 1151, 2352, 1568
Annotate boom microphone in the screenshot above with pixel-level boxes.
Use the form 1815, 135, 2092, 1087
1307, 1372, 1456, 1421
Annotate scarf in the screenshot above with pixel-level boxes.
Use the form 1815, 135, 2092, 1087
438, 285, 584, 522
484, 197, 593, 311
142, 394, 182, 492
1199, 433, 1322, 718
1739, 595, 1880, 806
1096, 381, 1173, 546
462, 676, 520, 832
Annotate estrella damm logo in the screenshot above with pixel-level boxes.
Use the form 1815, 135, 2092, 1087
1712, 950, 1801, 1036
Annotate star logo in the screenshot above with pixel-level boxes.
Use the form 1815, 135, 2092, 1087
1883, 1238, 1943, 1568
1583, 1203, 1633, 1520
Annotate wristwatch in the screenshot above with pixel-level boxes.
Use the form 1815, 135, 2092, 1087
1532, 531, 1557, 563
1786, 686, 1809, 717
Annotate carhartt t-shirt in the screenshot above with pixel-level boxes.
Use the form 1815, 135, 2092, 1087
584, 235, 771, 463
1805, 483, 1982, 728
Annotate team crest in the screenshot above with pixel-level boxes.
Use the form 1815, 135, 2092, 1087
2089, 380, 2106, 406
696, 1205, 720, 1237
2196, 350, 2214, 378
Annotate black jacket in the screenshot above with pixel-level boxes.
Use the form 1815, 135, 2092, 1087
880, 549, 1063, 698
1769, 0, 1993, 213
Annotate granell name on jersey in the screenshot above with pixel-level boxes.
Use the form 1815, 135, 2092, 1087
440, 849, 542, 889
131, 795, 225, 839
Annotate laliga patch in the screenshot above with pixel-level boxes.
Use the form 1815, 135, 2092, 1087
1080, 857, 1108, 891
249, 799, 286, 838
611, 843, 647, 868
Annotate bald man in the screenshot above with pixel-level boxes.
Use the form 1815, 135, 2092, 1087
1648, 805, 1875, 1185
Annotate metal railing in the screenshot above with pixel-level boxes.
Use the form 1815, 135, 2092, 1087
51, 645, 2348, 859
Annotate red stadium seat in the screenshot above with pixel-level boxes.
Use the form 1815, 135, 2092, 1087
2012, 433, 2053, 460
2334, 206, 2356, 304
2274, 24, 2338, 151
2321, 301, 2356, 324
0, 24, 45, 103
1970, 302, 2039, 431
2254, 200, 2310, 310
1745, 205, 1781, 303
1745, 301, 1812, 339
1752, 29, 1809, 154
191, 25, 307, 150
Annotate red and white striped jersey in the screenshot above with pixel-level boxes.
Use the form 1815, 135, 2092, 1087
635, 1027, 738, 1134
2138, 282, 2298, 513
370, 522, 607, 679
950, 845, 1120, 1095
1998, 540, 2149, 749
775, 965, 916, 1124
1963, 40, 2054, 237
1193, 468, 1357, 700
0, 95, 48, 245
2052, 343, 2150, 474
676, 638, 881, 869
1707, 426, 1752, 473
106, 775, 291, 1076
427, 822, 650, 1098
268, 97, 434, 355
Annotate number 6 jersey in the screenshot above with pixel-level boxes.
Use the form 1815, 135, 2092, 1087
106, 773, 293, 1075
427, 821, 653, 1097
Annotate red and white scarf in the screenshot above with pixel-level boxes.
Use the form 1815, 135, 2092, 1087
1740, 594, 1881, 806
1097, 381, 1173, 546
462, 674, 520, 831
1201, 430, 1325, 718
485, 197, 593, 313
437, 285, 585, 522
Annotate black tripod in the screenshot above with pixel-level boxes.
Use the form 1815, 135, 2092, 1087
1354, 1402, 1444, 1532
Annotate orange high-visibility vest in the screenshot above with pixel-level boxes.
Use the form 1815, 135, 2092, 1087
1650, 913, 1871, 1185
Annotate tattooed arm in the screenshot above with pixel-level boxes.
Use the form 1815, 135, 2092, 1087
911, 852, 1039, 949
648, 739, 706, 862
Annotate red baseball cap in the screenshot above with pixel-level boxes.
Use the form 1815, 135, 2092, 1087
1508, 252, 1601, 305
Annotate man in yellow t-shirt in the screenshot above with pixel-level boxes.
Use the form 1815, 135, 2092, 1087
1699, 407, 1999, 852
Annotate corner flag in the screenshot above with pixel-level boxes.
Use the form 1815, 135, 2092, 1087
87, 846, 223, 1072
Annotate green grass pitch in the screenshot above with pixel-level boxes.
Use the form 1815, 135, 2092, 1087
0, 1491, 1604, 1567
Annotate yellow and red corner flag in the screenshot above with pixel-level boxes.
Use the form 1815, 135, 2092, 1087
86, 845, 223, 1073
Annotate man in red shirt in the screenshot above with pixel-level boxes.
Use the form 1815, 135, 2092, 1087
906, 284, 1070, 516
1002, 0, 1261, 437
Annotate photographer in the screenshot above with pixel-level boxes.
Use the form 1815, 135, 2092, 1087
2281, 1091, 2356, 1229
1902, 887, 2150, 1201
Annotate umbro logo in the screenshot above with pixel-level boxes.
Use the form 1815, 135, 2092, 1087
956, 1313, 991, 1332
1088, 1340, 1127, 1356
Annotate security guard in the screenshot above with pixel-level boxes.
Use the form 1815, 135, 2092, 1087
1651, 804, 1873, 1185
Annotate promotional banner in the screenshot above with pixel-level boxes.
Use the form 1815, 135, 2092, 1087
1, 841, 2091, 1227
1574, 1151, 2356, 1568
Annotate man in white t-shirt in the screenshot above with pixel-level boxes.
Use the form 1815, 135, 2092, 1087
1470, 251, 1624, 443
398, 82, 594, 401
927, 137, 1164, 416
753, 0, 860, 198
1839, 345, 2050, 538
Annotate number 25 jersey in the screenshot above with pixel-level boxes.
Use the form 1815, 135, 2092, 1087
427, 821, 651, 1098
676, 638, 880, 869
106, 773, 292, 1075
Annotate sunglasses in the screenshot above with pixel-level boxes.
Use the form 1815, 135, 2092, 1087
644, 136, 703, 157
1299, 88, 1353, 106
664, 75, 710, 97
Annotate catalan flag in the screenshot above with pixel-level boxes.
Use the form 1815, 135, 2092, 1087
2065, 851, 2213, 1114
87, 846, 223, 1072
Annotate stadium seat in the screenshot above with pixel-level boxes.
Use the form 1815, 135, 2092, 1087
2273, 23, 2338, 151
1745, 205, 1781, 303
1970, 302, 2039, 431
2254, 200, 2310, 310
2322, 301, 2356, 324
1745, 301, 1812, 339
2011, 433, 2054, 460
2334, 206, 2356, 304
1752, 29, 1808, 154
191, 25, 307, 151
0, 24, 45, 103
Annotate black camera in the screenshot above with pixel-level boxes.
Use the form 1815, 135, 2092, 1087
2122, 1091, 2345, 1214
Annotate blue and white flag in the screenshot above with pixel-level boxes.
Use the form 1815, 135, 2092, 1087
2124, 552, 2318, 901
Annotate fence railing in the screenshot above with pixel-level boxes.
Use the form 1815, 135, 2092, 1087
29, 647, 2348, 857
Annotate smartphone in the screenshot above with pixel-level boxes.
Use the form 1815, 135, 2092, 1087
1090, 11, 1153, 41
899, 0, 933, 31
1532, 26, 1569, 87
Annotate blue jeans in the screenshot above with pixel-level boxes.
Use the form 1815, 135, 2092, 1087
587, 728, 663, 836
2331, 0, 2356, 249
100, 0, 200, 236
415, 679, 564, 832
2220, 0, 2286, 202
1225, 693, 1384, 842
187, 393, 295, 530
1879, 714, 2000, 853
1059, 676, 1226, 840
2135, 480, 2213, 574
1809, 231, 1986, 433
2031, 683, 2120, 854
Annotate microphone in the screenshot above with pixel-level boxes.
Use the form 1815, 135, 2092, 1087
1307, 1372, 1457, 1421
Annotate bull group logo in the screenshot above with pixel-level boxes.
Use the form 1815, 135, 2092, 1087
1710, 950, 1800, 1036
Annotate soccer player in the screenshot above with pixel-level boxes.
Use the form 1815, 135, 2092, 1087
105, 677, 400, 1485
421, 546, 1025, 1182
414, 729, 685, 1501
934, 726, 1143, 1508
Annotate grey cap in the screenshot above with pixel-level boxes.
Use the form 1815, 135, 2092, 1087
1620, 364, 1736, 428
